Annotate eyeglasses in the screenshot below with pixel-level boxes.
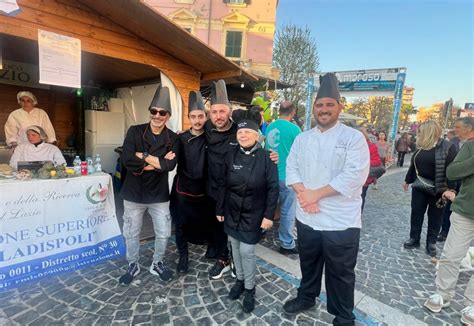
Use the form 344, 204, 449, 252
149, 108, 168, 117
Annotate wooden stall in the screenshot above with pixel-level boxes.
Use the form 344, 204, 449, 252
0, 0, 256, 153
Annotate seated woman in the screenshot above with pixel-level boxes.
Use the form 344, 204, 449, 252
9, 125, 66, 170
216, 110, 279, 313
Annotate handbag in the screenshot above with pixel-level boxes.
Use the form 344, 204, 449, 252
411, 150, 436, 196
369, 165, 386, 178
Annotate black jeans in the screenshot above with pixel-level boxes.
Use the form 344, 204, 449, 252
209, 198, 229, 261
409, 188, 443, 245
439, 201, 452, 237
397, 152, 406, 167
361, 186, 369, 212
296, 220, 360, 326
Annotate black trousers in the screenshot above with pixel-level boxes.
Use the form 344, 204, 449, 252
296, 220, 360, 326
439, 201, 452, 237
397, 152, 406, 167
409, 188, 443, 245
209, 198, 229, 261
361, 186, 369, 212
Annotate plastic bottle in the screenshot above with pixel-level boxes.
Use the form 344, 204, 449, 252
73, 155, 81, 174
86, 156, 94, 174
94, 154, 102, 173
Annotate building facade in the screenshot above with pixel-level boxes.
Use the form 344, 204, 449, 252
146, 0, 279, 79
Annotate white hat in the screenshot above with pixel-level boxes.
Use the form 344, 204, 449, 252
26, 125, 48, 140
17, 91, 38, 106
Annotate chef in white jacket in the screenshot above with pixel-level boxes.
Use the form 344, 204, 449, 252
4, 91, 57, 147
282, 73, 370, 326
10, 126, 65, 170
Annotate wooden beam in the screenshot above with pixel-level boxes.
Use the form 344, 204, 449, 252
201, 70, 244, 82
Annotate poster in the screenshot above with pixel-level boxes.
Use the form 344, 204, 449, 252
0, 175, 125, 290
38, 29, 81, 88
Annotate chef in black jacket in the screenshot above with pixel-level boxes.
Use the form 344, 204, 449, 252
216, 109, 279, 313
170, 91, 214, 274
118, 86, 179, 285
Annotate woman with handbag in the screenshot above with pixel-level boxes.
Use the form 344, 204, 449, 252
360, 127, 383, 211
402, 120, 457, 257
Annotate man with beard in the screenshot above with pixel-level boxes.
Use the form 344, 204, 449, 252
118, 86, 179, 285
283, 73, 370, 325
170, 91, 214, 274
205, 80, 279, 280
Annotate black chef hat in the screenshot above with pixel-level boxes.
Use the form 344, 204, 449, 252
149, 86, 172, 115
316, 73, 341, 102
188, 91, 205, 111
210, 79, 230, 107
233, 109, 261, 132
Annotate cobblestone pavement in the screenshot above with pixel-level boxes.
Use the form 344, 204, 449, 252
0, 240, 378, 325
260, 167, 472, 325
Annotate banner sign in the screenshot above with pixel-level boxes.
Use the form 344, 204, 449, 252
0, 60, 50, 89
38, 29, 81, 88
304, 77, 314, 130
464, 103, 474, 110
314, 68, 404, 97
389, 73, 406, 141
0, 174, 125, 290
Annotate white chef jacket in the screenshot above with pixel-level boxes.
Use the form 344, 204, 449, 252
10, 142, 66, 170
4, 108, 57, 145
286, 122, 370, 231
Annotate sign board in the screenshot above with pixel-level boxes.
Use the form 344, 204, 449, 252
0, 174, 125, 290
0, 60, 50, 89
38, 29, 81, 88
464, 103, 474, 110
314, 68, 404, 97
389, 73, 406, 141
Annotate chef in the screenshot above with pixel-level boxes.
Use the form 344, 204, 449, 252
5, 91, 57, 147
282, 73, 370, 326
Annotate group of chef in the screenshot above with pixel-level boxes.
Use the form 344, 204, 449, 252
4, 90, 65, 169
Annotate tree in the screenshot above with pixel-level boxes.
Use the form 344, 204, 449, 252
345, 97, 394, 131
273, 24, 319, 125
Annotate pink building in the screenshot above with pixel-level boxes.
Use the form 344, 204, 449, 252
146, 0, 279, 79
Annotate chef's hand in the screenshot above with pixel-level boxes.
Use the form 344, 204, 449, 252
164, 151, 175, 160
143, 165, 155, 171
269, 150, 279, 164
135, 152, 144, 159
402, 182, 409, 192
216, 215, 224, 222
297, 188, 319, 207
260, 218, 273, 230
9, 142, 18, 148
303, 203, 320, 214
442, 190, 456, 202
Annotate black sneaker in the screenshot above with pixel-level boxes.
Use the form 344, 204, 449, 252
150, 261, 173, 282
279, 246, 298, 255
242, 287, 256, 313
118, 263, 140, 286
437, 234, 447, 242
283, 297, 315, 315
177, 255, 188, 274
208, 259, 231, 280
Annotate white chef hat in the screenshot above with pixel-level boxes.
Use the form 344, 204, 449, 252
17, 91, 38, 105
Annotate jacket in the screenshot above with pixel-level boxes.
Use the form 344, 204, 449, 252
447, 140, 474, 218
396, 137, 410, 152
365, 141, 382, 187
217, 145, 279, 245
121, 123, 178, 204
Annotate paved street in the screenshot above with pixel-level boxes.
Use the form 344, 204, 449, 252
1, 168, 472, 325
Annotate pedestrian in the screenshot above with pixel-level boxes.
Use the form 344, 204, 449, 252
402, 120, 457, 257
423, 130, 474, 325
375, 131, 390, 167
170, 91, 214, 274
395, 132, 410, 167
205, 80, 279, 280
118, 86, 179, 285
5, 91, 57, 147
265, 100, 301, 255
216, 109, 279, 313
283, 73, 370, 325
360, 127, 382, 211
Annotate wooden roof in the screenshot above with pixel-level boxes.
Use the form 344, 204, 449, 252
77, 0, 257, 85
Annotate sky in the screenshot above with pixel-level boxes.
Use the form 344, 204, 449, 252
276, 0, 473, 109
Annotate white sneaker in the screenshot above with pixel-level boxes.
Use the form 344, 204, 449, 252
424, 293, 450, 313
461, 306, 474, 325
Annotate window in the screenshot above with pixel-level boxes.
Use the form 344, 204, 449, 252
223, 0, 249, 4
225, 31, 243, 58
228, 0, 245, 3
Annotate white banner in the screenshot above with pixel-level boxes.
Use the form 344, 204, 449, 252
0, 174, 125, 290
38, 29, 81, 88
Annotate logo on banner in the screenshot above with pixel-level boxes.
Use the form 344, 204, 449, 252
86, 184, 108, 204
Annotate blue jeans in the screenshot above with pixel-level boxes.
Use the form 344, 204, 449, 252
279, 180, 296, 249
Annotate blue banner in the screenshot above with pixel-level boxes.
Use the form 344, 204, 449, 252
305, 77, 314, 130
0, 235, 125, 290
389, 73, 406, 141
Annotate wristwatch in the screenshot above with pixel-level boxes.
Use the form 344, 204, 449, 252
142, 152, 149, 160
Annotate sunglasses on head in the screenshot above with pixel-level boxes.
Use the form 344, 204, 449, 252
149, 108, 168, 116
